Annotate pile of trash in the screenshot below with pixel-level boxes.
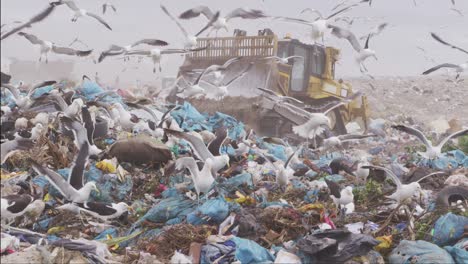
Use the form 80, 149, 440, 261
1, 79, 467, 264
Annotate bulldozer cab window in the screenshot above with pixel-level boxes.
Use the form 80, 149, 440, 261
291, 45, 307, 91
277, 43, 289, 59
309, 46, 326, 76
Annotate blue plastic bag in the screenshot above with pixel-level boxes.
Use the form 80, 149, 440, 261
389, 240, 454, 264
230, 237, 275, 264
187, 197, 230, 225
444, 238, 468, 264
432, 213, 468, 246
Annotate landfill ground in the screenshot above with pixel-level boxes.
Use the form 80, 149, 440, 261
1, 0, 468, 263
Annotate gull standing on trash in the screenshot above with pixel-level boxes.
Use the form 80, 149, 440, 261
392, 125, 468, 159
165, 129, 230, 175
161, 4, 219, 49
18, 32, 93, 63
30, 139, 99, 203
1, 194, 45, 225
179, 6, 267, 36
57, 201, 129, 221
176, 157, 215, 204
1, 80, 57, 109
1, 139, 35, 164
52, 0, 112, 30
325, 179, 354, 212
363, 165, 444, 203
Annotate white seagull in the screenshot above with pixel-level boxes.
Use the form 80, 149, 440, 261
263, 55, 304, 65
392, 125, 468, 160
176, 157, 215, 204
195, 57, 242, 86
179, 6, 266, 36
205, 62, 254, 101
1, 194, 45, 225
53, 0, 112, 30
58, 201, 129, 221
98, 39, 169, 63
363, 165, 444, 203
328, 25, 378, 72
161, 4, 219, 49
1, 139, 35, 164
18, 32, 93, 63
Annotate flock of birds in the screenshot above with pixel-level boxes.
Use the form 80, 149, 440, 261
0, 0, 467, 257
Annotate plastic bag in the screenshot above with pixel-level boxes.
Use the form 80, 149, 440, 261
389, 240, 454, 264
187, 197, 230, 225
230, 237, 275, 264
444, 238, 468, 264
432, 213, 467, 246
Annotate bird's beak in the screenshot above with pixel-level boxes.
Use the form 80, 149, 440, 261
94, 187, 100, 194
127, 206, 134, 214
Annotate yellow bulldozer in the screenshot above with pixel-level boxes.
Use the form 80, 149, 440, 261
176, 29, 369, 138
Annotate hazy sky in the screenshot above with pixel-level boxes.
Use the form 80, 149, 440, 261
1, 0, 467, 85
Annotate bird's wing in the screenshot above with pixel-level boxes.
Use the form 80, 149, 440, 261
416, 172, 446, 183
63, 0, 80, 11
431, 32, 468, 55
323, 101, 345, 115
225, 8, 266, 21
86, 12, 112, 30
1, 139, 35, 164
437, 128, 468, 149
262, 137, 288, 146
68, 140, 89, 190
222, 56, 243, 68
110, 5, 117, 12
82, 201, 117, 215
328, 25, 361, 52
131, 39, 169, 47
338, 134, 377, 141
391, 124, 432, 147
273, 16, 312, 26
175, 156, 200, 178
325, 4, 357, 20
125, 50, 151, 56
31, 160, 77, 200
81, 106, 95, 145
125, 102, 159, 123
60, 116, 89, 146
161, 5, 189, 37
157, 105, 180, 128
1, 83, 21, 99
207, 126, 228, 156
362, 165, 402, 188
224, 63, 253, 87
165, 129, 214, 160
284, 144, 303, 168
286, 55, 304, 61
18, 32, 45, 45
102, 4, 107, 14
364, 34, 371, 49
52, 45, 93, 57
300, 8, 323, 19
179, 6, 214, 19
27, 80, 57, 97
422, 63, 461, 75
161, 46, 208, 55
1, 3, 56, 40
195, 11, 220, 36
324, 179, 341, 198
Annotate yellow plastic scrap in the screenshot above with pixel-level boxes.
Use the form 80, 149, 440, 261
298, 203, 324, 213
96, 160, 116, 173
47, 226, 65, 235
43, 193, 52, 202
232, 191, 255, 205
1, 171, 26, 180
374, 235, 392, 252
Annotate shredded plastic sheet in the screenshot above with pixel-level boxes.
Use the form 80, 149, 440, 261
170, 102, 245, 139
444, 238, 468, 264
75, 81, 124, 105
230, 237, 275, 264
31, 85, 54, 99
432, 213, 468, 246
218, 173, 254, 191
389, 240, 455, 264
187, 197, 230, 225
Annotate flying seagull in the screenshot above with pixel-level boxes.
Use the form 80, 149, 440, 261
98, 39, 169, 63
204, 62, 254, 101
263, 55, 304, 64
126, 46, 206, 73
257, 87, 305, 105
363, 165, 444, 203
69, 37, 89, 48
431, 32, 468, 55
161, 4, 219, 49
328, 25, 378, 72
176, 157, 215, 204
392, 125, 468, 159
102, 3, 117, 15
422, 62, 467, 79
179, 6, 266, 36
276, 5, 357, 43
58, 201, 129, 221
52, 0, 112, 30
1, 139, 35, 164
18, 32, 92, 63
0, 2, 58, 40
195, 57, 242, 86
360, 22, 388, 40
